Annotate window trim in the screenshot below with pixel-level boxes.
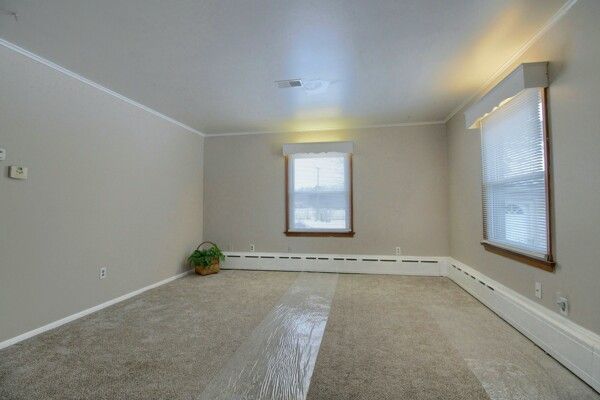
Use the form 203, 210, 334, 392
284, 154, 355, 237
480, 88, 555, 271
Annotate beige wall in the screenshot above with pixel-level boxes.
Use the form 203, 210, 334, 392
204, 125, 448, 256
447, 0, 600, 334
0, 45, 204, 342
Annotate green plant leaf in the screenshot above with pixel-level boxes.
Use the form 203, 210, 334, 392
188, 244, 225, 268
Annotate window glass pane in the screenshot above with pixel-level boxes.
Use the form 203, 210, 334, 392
294, 156, 346, 191
289, 154, 350, 231
481, 88, 549, 257
483, 178, 547, 253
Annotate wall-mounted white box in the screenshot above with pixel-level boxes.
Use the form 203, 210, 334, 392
9, 166, 28, 180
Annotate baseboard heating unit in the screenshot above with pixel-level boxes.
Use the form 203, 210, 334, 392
222, 251, 446, 276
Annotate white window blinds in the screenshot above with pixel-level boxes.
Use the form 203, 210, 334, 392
287, 152, 351, 232
480, 88, 550, 259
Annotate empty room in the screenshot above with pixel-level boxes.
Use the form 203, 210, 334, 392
1, 0, 599, 399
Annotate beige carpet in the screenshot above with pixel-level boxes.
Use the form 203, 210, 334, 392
0, 270, 597, 400
0, 271, 298, 400
306, 275, 490, 400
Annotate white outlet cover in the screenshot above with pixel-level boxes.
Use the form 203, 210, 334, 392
0, 148, 6, 161
535, 282, 542, 299
395, 247, 402, 256
9, 166, 27, 179
556, 295, 569, 316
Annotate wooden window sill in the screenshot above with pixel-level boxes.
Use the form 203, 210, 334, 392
285, 231, 355, 237
481, 241, 555, 272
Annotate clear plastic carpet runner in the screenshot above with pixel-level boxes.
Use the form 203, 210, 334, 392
198, 272, 338, 400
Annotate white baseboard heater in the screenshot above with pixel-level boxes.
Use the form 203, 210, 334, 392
447, 258, 600, 393
222, 252, 446, 276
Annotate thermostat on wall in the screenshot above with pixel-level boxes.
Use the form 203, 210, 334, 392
9, 166, 28, 180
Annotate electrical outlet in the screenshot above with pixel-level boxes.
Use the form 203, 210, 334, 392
535, 282, 542, 299
249, 243, 255, 252
99, 267, 107, 280
395, 247, 402, 256
556, 294, 568, 316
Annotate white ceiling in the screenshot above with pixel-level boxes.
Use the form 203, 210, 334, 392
0, 0, 566, 134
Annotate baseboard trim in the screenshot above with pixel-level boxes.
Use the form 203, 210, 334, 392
222, 251, 446, 276
0, 269, 192, 351
447, 257, 600, 393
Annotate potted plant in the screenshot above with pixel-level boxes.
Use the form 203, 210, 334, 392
188, 241, 225, 276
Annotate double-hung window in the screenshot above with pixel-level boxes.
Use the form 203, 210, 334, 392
283, 142, 354, 236
479, 87, 554, 269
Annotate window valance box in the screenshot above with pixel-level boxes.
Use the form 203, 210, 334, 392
282, 141, 354, 155
465, 62, 549, 129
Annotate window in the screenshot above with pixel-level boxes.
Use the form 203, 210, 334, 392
283, 142, 353, 236
480, 88, 554, 270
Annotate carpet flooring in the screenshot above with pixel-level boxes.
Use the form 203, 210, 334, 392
0, 270, 597, 400
305, 275, 489, 400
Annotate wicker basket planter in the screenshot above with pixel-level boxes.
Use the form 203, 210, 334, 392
195, 260, 220, 276
189, 241, 223, 276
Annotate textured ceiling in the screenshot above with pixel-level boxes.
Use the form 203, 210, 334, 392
0, 0, 566, 134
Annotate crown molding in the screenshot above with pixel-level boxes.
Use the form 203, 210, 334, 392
204, 120, 446, 138
0, 38, 205, 137
443, 0, 579, 123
